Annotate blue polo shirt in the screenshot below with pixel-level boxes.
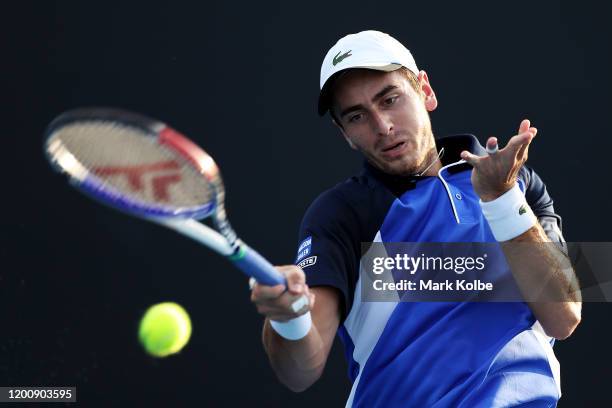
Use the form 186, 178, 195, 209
295, 134, 565, 407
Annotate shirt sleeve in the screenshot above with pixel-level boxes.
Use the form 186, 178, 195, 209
520, 165, 567, 247
295, 188, 361, 320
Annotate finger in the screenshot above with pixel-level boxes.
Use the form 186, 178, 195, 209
259, 291, 308, 315
257, 301, 297, 318
290, 286, 313, 313
519, 119, 530, 134
513, 134, 534, 162
256, 304, 278, 316
279, 265, 306, 295
290, 294, 310, 313
486, 137, 499, 155
259, 305, 295, 321
503, 131, 532, 157
516, 145, 529, 164
292, 285, 314, 313
460, 150, 481, 167
251, 283, 286, 301
516, 128, 537, 161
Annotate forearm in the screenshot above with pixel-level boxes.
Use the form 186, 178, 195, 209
461, 121, 581, 338
253, 278, 340, 392
262, 319, 328, 392
502, 223, 582, 339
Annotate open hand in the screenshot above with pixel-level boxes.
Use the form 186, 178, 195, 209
460, 119, 537, 202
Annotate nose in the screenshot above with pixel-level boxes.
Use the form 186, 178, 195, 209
370, 110, 393, 137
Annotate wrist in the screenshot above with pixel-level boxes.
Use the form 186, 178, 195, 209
270, 312, 312, 340
480, 184, 537, 241
479, 186, 512, 202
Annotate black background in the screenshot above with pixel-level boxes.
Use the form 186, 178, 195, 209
2, 1, 610, 406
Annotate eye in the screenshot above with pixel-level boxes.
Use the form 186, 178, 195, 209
383, 95, 399, 106
348, 113, 364, 123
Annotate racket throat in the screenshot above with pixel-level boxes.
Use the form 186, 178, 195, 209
212, 212, 239, 249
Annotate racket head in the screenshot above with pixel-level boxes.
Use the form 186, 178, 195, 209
44, 108, 224, 221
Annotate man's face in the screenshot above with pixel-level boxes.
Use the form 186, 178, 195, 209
332, 69, 438, 176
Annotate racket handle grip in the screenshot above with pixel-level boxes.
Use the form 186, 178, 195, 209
231, 244, 285, 286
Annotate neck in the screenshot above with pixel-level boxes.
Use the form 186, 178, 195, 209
412, 147, 444, 177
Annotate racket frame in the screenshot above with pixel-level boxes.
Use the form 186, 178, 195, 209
44, 108, 285, 286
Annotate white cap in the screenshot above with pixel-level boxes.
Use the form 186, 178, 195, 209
318, 30, 419, 115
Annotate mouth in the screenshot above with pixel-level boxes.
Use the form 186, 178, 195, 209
381, 141, 407, 158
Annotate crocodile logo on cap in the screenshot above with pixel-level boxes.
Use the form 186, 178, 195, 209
333, 50, 352, 66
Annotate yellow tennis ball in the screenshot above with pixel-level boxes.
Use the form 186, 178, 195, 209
138, 302, 192, 357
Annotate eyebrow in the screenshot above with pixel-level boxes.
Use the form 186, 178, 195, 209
339, 85, 399, 119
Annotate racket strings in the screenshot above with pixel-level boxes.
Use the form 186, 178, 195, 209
48, 121, 214, 208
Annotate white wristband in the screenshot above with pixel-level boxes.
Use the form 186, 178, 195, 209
480, 184, 537, 241
270, 312, 312, 340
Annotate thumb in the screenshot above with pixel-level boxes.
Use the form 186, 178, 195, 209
280, 266, 306, 295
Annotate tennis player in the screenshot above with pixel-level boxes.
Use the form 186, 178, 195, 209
251, 30, 581, 407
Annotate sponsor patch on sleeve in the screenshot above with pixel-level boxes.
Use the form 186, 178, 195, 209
295, 236, 312, 262
297, 256, 317, 269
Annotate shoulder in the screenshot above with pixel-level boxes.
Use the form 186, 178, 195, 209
303, 173, 375, 222
302, 171, 396, 235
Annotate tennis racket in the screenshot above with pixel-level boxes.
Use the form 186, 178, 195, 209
44, 107, 299, 292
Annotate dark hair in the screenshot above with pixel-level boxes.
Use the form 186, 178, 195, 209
329, 66, 422, 126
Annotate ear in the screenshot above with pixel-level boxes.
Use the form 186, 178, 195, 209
418, 70, 438, 112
